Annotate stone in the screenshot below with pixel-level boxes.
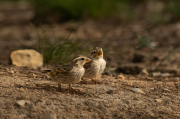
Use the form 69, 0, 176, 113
33, 74, 36, 78
10, 49, 43, 69
161, 73, 170, 77
16, 100, 26, 107
141, 69, 149, 76
117, 74, 126, 80
42, 113, 57, 119
19, 88, 25, 92
150, 41, 158, 48
9, 70, 14, 74
163, 88, 171, 93
38, 98, 43, 102
131, 88, 145, 94
155, 99, 162, 103
152, 72, 161, 77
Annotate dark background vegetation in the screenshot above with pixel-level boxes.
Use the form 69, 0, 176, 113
1, 0, 180, 67
5, 0, 180, 24
30, 0, 180, 23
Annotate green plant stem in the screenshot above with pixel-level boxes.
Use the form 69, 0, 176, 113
149, 49, 153, 77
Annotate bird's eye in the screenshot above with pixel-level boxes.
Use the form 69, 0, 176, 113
93, 51, 96, 54
81, 58, 84, 60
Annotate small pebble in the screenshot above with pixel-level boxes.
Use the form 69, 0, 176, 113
33, 74, 36, 78
141, 69, 149, 76
38, 98, 43, 102
155, 99, 162, 103
161, 73, 170, 77
16, 100, 26, 107
163, 88, 171, 93
131, 88, 145, 94
9, 70, 14, 74
19, 88, 25, 92
117, 74, 126, 80
152, 72, 161, 77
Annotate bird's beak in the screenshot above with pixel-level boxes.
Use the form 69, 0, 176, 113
85, 58, 92, 63
97, 52, 103, 56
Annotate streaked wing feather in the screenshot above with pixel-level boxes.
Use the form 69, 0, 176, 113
56, 63, 72, 72
49, 63, 72, 76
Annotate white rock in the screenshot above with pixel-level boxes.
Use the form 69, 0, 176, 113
150, 41, 158, 48
42, 113, 57, 119
141, 69, 149, 76
11, 49, 43, 69
155, 99, 162, 103
16, 100, 26, 107
161, 73, 170, 77
152, 72, 161, 77
163, 88, 171, 92
131, 88, 145, 94
9, 70, 14, 74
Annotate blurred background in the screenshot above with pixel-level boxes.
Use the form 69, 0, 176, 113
0, 0, 180, 73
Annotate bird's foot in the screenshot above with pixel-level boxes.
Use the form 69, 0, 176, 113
92, 79, 102, 84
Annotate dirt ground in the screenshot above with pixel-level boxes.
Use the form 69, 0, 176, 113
0, 65, 180, 119
0, 22, 180, 119
1, 1, 180, 119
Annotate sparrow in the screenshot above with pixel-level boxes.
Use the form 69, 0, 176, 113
42, 55, 92, 92
82, 47, 106, 84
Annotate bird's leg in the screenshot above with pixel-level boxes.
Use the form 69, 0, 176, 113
69, 84, 76, 92
69, 84, 81, 94
91, 79, 102, 84
58, 83, 64, 92
81, 77, 88, 84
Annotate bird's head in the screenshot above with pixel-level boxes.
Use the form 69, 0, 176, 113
72, 55, 92, 67
90, 47, 103, 59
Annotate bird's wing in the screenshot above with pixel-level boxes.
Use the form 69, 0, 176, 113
57, 63, 72, 71
48, 63, 73, 77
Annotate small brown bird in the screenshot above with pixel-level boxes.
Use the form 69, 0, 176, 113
42, 56, 92, 92
82, 47, 106, 84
